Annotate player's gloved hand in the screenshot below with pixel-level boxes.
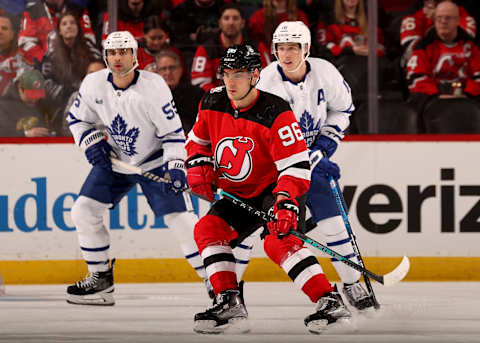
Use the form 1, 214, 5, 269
81, 130, 113, 170
185, 154, 216, 201
267, 197, 299, 238
315, 125, 344, 158
161, 160, 187, 193
309, 149, 341, 180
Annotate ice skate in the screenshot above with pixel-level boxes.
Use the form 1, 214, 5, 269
343, 281, 376, 311
304, 284, 352, 334
204, 278, 215, 300
194, 289, 249, 334
66, 259, 115, 306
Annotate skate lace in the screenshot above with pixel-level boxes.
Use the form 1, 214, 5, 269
344, 282, 368, 301
316, 295, 336, 311
76, 273, 99, 288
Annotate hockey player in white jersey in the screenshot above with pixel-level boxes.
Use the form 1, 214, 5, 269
253, 21, 375, 311
65, 31, 212, 305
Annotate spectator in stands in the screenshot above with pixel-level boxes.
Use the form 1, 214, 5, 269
248, 0, 309, 47
62, 59, 105, 136
18, 0, 95, 66
41, 11, 100, 135
137, 15, 184, 71
191, 3, 270, 92
0, 11, 31, 99
406, 0, 480, 133
322, 0, 386, 102
0, 69, 50, 137
168, 0, 226, 47
400, 0, 476, 67
101, 0, 165, 42
155, 49, 204, 134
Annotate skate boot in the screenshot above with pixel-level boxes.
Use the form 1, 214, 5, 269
194, 289, 249, 334
343, 281, 375, 310
66, 259, 115, 306
204, 278, 215, 300
304, 284, 352, 334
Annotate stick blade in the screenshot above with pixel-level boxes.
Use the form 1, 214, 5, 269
382, 256, 410, 287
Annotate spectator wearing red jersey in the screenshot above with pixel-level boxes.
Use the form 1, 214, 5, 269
321, 0, 387, 106
18, 0, 95, 66
41, 11, 100, 134
406, 1, 480, 133
0, 11, 32, 100
191, 3, 270, 92
136, 15, 184, 72
400, 0, 476, 67
248, 0, 309, 47
101, 0, 165, 42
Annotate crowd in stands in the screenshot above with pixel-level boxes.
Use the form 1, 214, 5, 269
0, 0, 479, 137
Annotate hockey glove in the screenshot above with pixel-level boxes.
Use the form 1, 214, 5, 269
185, 154, 216, 202
81, 130, 112, 170
316, 125, 344, 158
267, 198, 299, 238
309, 149, 341, 180
161, 160, 187, 193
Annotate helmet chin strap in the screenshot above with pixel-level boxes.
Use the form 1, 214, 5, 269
230, 72, 260, 102
105, 56, 139, 78
274, 45, 310, 74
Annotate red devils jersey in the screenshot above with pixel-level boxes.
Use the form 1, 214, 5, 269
400, 6, 476, 52
0, 50, 30, 97
325, 16, 385, 56
406, 29, 480, 96
186, 87, 310, 199
18, 1, 95, 63
191, 35, 271, 92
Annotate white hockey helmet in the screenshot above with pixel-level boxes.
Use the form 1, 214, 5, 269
272, 21, 311, 62
103, 31, 139, 75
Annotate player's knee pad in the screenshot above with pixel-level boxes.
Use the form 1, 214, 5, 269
317, 215, 347, 237
71, 196, 110, 234
194, 214, 238, 253
164, 211, 198, 243
263, 234, 303, 266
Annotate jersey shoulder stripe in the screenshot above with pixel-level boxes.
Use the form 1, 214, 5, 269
200, 87, 293, 128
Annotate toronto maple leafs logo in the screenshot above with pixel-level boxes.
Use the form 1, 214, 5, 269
107, 114, 139, 156
299, 110, 320, 148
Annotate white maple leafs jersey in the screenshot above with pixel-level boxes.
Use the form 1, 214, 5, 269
257, 57, 354, 148
67, 69, 186, 173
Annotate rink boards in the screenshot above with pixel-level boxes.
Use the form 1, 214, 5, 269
1, 136, 479, 283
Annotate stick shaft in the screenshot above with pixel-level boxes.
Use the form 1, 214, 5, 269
220, 190, 385, 284
329, 177, 380, 307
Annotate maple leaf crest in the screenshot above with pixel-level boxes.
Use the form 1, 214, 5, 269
107, 114, 140, 156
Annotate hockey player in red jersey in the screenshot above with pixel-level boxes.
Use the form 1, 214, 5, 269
185, 44, 351, 334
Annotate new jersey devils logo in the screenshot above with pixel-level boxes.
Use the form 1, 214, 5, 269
215, 137, 254, 181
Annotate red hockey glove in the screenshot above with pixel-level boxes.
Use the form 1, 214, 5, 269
185, 154, 216, 201
267, 198, 299, 238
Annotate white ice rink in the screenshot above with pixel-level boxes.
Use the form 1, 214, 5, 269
0, 282, 479, 343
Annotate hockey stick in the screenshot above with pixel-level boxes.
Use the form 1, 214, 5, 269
220, 190, 410, 287
110, 157, 410, 286
328, 176, 380, 308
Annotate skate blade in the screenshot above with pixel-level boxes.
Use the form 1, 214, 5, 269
306, 317, 352, 335
66, 292, 115, 306
194, 317, 249, 335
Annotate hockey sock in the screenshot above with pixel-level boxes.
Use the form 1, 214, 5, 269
318, 215, 360, 284
71, 196, 111, 273
164, 211, 207, 279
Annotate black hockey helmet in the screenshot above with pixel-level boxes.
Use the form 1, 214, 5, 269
218, 44, 262, 75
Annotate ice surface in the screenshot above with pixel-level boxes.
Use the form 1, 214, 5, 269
1, 282, 479, 343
